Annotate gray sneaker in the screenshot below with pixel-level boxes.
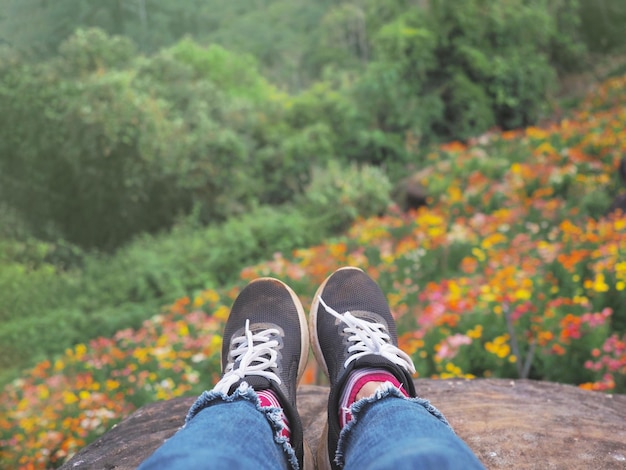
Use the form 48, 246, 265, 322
214, 277, 310, 469
309, 267, 416, 470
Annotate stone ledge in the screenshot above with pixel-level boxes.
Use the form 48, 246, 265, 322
61, 379, 626, 469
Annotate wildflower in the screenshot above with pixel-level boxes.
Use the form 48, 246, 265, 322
485, 334, 511, 359
592, 273, 610, 293
467, 325, 483, 339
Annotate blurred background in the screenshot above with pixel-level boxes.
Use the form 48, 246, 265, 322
2, 0, 626, 399
1, 1, 626, 467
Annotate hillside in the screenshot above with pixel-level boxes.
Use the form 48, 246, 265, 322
1, 75, 626, 469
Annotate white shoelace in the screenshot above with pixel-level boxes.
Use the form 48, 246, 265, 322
318, 297, 416, 374
213, 319, 282, 394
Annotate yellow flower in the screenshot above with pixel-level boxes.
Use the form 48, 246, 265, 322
106, 379, 120, 391
593, 273, 609, 293
37, 385, 50, 400
526, 127, 548, 139
214, 305, 230, 321
448, 186, 463, 203
381, 253, 395, 265
417, 212, 445, 228
485, 334, 511, 358
481, 233, 507, 250
427, 226, 445, 238
63, 391, 79, 405
514, 288, 532, 301
617, 281, 625, 291
448, 280, 462, 300
209, 335, 222, 353
467, 325, 483, 339
387, 292, 402, 308
573, 295, 589, 305
203, 289, 220, 304
472, 247, 486, 262
178, 322, 190, 337
535, 142, 556, 155
75, 343, 87, 359
133, 348, 150, 364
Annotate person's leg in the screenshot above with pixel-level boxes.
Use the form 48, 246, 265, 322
139, 386, 291, 470
339, 385, 484, 469
139, 277, 310, 470
310, 267, 485, 470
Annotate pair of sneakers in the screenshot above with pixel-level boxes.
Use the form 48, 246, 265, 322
212, 267, 417, 470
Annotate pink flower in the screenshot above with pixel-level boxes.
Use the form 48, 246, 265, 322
436, 334, 472, 360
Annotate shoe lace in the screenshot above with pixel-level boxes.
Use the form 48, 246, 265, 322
319, 297, 416, 374
213, 319, 282, 394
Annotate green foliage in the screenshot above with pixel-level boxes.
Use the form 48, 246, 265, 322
579, 0, 626, 53
0, 203, 325, 383
299, 161, 392, 233
169, 39, 274, 102
358, 0, 573, 142
316, 3, 370, 73
0, 30, 290, 249
547, 0, 588, 73
0, 308, 88, 364
434, 73, 495, 140
205, 1, 331, 89
57, 28, 137, 74
0, 258, 70, 323
0, 0, 213, 55
580, 190, 613, 219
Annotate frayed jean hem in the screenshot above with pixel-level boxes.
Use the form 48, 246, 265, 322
184, 382, 299, 470
334, 382, 452, 468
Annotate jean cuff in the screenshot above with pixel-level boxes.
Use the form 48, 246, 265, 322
335, 381, 452, 468
185, 381, 299, 470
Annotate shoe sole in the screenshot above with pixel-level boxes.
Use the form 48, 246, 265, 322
308, 266, 364, 470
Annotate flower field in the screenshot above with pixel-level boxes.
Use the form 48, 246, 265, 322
2, 75, 626, 468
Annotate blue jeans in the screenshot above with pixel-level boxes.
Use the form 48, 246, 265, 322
139, 383, 485, 470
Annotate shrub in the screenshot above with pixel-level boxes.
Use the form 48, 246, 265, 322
348, 0, 584, 153
579, 0, 626, 54
298, 161, 392, 233
0, 204, 325, 384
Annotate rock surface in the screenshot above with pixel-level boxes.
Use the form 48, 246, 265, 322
61, 379, 626, 469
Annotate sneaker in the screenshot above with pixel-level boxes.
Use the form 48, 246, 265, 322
214, 278, 310, 469
309, 267, 416, 470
